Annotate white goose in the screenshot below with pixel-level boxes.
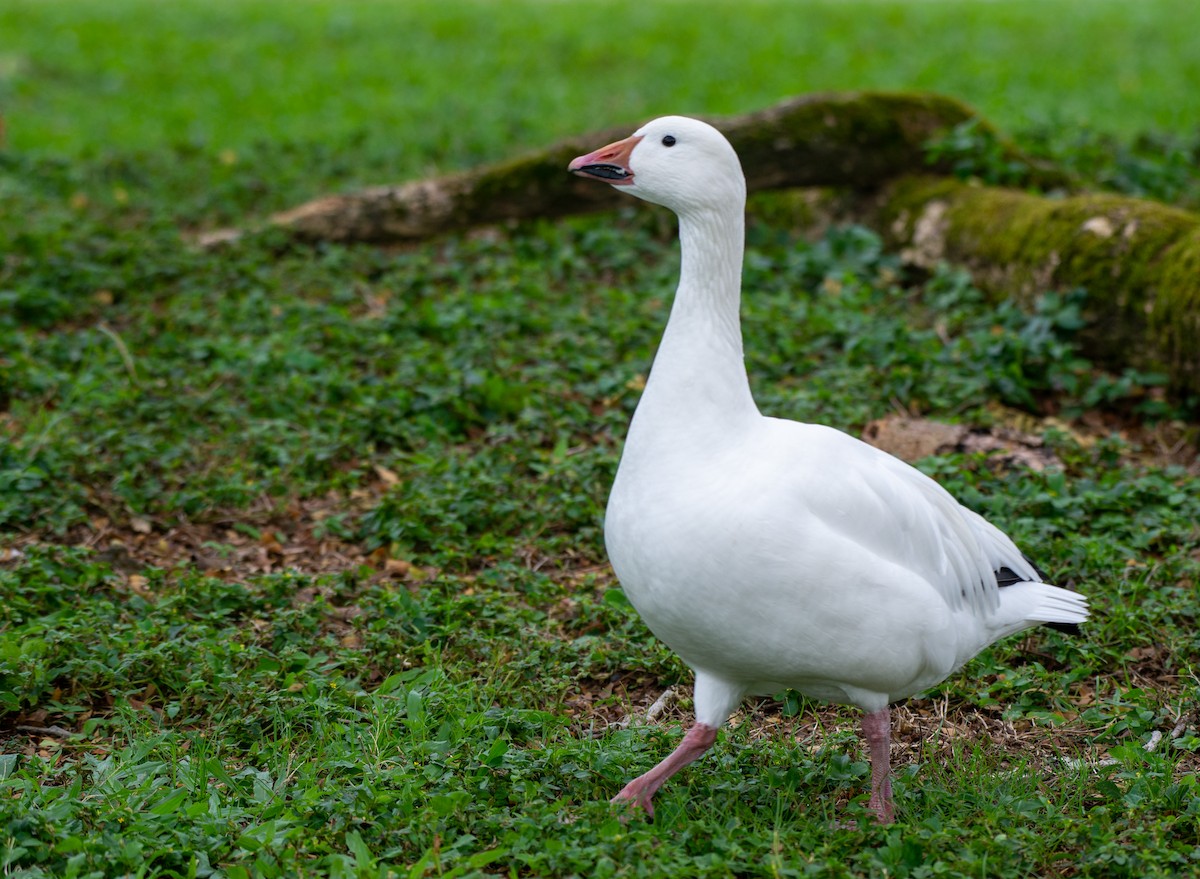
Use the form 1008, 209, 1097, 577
567, 116, 1089, 824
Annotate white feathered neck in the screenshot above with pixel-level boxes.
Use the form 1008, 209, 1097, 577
627, 184, 759, 456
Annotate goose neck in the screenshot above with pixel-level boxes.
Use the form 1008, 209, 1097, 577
639, 204, 757, 429
674, 207, 745, 330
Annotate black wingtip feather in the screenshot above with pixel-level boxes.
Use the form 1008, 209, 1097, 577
1046, 621, 1082, 635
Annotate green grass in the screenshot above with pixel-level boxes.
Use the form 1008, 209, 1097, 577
3, 1, 1200, 877
3, 0, 1199, 164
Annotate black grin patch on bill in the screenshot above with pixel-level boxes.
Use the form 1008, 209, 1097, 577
575, 164, 630, 180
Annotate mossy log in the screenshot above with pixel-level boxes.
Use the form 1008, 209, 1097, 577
198, 89, 1196, 399
871, 176, 1200, 397
200, 90, 1051, 247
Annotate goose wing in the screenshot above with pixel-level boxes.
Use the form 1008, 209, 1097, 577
784, 423, 1042, 617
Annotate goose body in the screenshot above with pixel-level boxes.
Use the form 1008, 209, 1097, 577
568, 116, 1088, 823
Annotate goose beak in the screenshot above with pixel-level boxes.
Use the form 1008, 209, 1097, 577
568, 134, 642, 186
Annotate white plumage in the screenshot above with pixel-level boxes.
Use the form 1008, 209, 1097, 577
568, 116, 1088, 823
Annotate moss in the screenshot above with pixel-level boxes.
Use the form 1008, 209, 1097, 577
1153, 229, 1200, 384
879, 176, 1200, 396
746, 188, 844, 236
730, 91, 981, 191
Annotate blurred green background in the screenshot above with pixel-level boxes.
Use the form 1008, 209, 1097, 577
3, 0, 1197, 174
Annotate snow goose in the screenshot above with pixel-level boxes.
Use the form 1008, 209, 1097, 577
567, 116, 1089, 824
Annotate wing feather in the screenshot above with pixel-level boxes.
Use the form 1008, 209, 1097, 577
796, 424, 1042, 618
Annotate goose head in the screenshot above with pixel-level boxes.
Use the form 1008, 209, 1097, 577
569, 116, 746, 216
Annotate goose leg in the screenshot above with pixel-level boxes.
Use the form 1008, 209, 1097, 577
611, 722, 718, 818
861, 707, 895, 824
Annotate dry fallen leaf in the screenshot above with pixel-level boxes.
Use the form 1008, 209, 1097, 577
374, 464, 401, 486
862, 415, 966, 462
384, 558, 411, 577
127, 574, 151, 596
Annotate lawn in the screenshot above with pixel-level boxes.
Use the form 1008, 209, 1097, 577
2, 1, 1199, 877
4, 0, 1200, 162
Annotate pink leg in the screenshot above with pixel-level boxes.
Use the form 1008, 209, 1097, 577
611, 723, 718, 819
861, 707, 895, 824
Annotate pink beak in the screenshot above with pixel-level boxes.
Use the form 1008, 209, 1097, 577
568, 134, 643, 186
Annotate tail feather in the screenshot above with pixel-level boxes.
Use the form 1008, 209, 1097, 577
1017, 580, 1089, 636
1027, 584, 1089, 624
996, 564, 1087, 635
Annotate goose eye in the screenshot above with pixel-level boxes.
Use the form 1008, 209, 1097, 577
662, 135, 676, 147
